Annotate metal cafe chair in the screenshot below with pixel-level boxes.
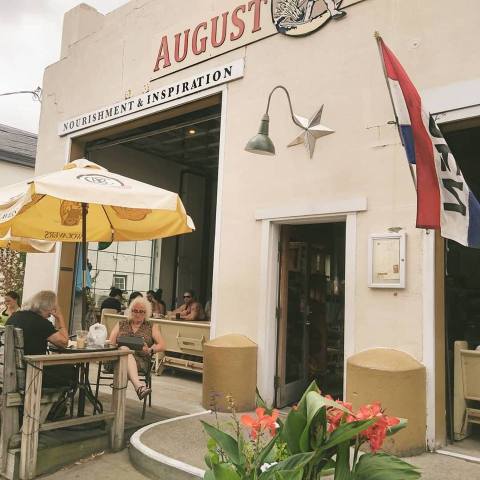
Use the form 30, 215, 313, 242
94, 357, 153, 419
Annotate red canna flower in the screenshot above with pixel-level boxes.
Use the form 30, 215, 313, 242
240, 408, 280, 439
353, 402, 400, 452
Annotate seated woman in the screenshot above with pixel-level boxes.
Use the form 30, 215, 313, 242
146, 289, 166, 317
6, 290, 74, 388
109, 297, 165, 400
1, 291, 21, 324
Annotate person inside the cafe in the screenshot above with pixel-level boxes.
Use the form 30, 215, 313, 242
1, 290, 21, 324
101, 287, 124, 312
6, 290, 75, 387
109, 296, 165, 400
171, 290, 206, 321
147, 289, 166, 317
128, 291, 143, 306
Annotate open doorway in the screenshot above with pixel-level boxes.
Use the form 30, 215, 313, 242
443, 122, 480, 456
276, 222, 346, 407
70, 97, 221, 329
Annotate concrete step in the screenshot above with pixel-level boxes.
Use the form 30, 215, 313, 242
129, 411, 215, 480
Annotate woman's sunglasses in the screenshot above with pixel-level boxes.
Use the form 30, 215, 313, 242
132, 309, 146, 314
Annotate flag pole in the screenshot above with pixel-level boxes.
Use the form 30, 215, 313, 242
374, 31, 417, 190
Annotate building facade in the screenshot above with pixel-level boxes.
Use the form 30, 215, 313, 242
0, 123, 36, 186
24, 0, 480, 451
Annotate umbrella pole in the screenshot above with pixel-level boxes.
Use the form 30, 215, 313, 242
81, 203, 88, 330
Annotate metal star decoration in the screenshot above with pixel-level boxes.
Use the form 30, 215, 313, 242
288, 105, 334, 158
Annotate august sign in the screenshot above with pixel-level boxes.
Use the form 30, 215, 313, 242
152, 0, 275, 79
152, 0, 367, 78
59, 60, 244, 136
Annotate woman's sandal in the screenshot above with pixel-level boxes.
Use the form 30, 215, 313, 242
136, 385, 152, 400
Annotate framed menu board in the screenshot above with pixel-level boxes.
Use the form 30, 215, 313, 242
368, 233, 406, 288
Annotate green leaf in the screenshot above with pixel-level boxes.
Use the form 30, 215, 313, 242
282, 381, 320, 453
211, 464, 242, 480
259, 452, 315, 480
386, 418, 408, 437
353, 453, 421, 480
333, 441, 351, 480
254, 432, 280, 469
274, 469, 303, 480
299, 391, 351, 452
202, 421, 240, 465
323, 419, 378, 451
204, 469, 216, 480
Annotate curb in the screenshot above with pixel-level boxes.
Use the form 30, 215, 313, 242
129, 411, 209, 479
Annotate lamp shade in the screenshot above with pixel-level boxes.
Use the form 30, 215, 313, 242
245, 114, 275, 156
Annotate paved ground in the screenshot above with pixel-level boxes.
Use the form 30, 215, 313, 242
39, 450, 149, 480
94, 366, 205, 415
38, 448, 480, 479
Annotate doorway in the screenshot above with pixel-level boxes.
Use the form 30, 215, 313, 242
67, 96, 221, 329
276, 222, 346, 407
442, 122, 480, 454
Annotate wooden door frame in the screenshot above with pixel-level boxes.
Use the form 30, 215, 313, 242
255, 198, 366, 406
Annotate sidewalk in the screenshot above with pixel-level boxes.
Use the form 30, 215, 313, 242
39, 448, 480, 479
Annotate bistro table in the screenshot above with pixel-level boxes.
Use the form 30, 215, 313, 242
49, 344, 118, 417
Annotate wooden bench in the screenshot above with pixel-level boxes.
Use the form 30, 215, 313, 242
0, 325, 129, 479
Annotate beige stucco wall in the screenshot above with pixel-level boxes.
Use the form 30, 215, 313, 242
26, 0, 480, 438
0, 162, 33, 187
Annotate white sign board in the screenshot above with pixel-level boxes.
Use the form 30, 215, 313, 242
368, 233, 406, 288
58, 59, 244, 137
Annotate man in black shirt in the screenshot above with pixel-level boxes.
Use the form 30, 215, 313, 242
7, 290, 74, 387
100, 287, 124, 312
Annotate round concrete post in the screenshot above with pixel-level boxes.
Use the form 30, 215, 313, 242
346, 348, 426, 456
202, 334, 257, 412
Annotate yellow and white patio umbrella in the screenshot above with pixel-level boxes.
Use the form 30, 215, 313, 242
0, 159, 194, 323
0, 231, 55, 253
0, 159, 194, 242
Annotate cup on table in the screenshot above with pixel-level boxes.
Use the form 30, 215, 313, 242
175, 313, 181, 320
76, 330, 88, 349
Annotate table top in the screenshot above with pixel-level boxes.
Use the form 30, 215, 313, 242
51, 344, 119, 354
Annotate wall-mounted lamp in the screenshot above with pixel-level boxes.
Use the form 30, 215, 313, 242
245, 85, 334, 158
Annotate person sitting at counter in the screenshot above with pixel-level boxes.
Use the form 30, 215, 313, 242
146, 289, 166, 317
100, 287, 123, 313
171, 290, 205, 321
109, 296, 165, 400
128, 291, 143, 306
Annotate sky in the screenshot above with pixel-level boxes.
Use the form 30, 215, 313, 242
0, 0, 130, 134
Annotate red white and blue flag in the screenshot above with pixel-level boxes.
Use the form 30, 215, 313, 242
377, 36, 480, 248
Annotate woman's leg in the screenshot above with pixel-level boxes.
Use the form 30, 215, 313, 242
119, 346, 143, 390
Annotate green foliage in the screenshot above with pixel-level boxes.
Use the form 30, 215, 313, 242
202, 421, 242, 465
353, 453, 421, 480
202, 383, 421, 480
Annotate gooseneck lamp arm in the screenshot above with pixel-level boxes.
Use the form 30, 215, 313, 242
245, 85, 304, 155
264, 85, 304, 129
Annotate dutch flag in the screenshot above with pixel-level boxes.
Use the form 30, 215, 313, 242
377, 36, 480, 248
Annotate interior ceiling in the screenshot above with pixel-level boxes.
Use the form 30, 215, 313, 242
86, 104, 221, 172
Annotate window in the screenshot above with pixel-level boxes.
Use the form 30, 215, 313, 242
88, 240, 155, 305
113, 274, 127, 291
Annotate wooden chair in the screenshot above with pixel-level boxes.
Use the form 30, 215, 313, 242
0, 326, 67, 475
460, 348, 480, 434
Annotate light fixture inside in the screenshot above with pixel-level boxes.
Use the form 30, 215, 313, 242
188, 128, 196, 135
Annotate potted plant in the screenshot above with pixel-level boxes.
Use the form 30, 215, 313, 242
202, 382, 421, 479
